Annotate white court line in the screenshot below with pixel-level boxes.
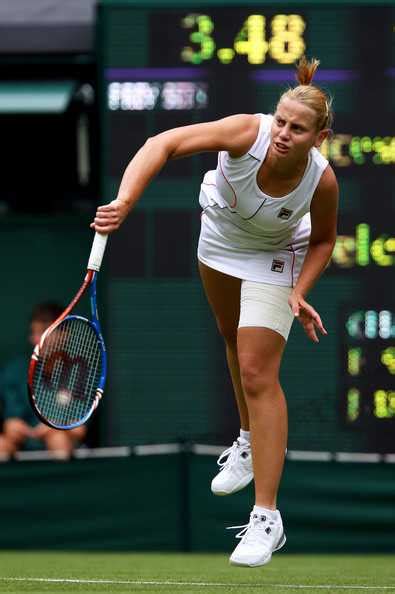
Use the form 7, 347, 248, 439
0, 577, 395, 590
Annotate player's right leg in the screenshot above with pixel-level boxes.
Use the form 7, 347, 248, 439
198, 261, 253, 495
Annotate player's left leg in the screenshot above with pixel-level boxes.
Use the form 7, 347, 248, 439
229, 327, 289, 567
239, 327, 288, 509
201, 271, 294, 566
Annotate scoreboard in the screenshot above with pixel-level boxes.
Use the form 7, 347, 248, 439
98, 0, 395, 452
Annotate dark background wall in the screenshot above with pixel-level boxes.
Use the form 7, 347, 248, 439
0, 0, 393, 554
0, 217, 91, 362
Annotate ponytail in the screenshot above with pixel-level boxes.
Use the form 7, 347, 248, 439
278, 56, 333, 131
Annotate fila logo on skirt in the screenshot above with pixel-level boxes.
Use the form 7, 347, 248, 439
271, 259, 285, 273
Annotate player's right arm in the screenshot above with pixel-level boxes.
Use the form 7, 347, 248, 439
91, 114, 260, 234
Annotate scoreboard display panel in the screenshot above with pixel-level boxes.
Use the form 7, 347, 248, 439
98, 0, 395, 452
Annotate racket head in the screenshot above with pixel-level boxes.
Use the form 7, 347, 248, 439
28, 314, 106, 430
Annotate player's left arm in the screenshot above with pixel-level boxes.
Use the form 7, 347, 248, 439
288, 165, 339, 341
294, 164, 339, 297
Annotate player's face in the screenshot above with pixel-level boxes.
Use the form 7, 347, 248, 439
29, 321, 51, 346
270, 98, 327, 159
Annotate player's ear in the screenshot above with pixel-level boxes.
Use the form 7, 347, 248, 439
315, 128, 331, 148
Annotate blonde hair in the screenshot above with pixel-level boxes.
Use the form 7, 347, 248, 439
278, 56, 333, 131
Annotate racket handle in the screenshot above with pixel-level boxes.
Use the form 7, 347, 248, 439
88, 232, 108, 271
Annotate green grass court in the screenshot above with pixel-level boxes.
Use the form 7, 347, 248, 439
0, 552, 393, 593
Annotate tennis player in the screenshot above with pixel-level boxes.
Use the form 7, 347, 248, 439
92, 57, 338, 567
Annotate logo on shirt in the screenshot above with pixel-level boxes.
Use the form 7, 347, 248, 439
271, 259, 285, 273
278, 208, 293, 220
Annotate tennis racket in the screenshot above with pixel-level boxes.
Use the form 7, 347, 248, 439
28, 232, 108, 430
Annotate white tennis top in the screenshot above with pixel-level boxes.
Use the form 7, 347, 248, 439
197, 113, 329, 286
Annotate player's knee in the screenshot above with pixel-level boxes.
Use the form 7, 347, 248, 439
239, 356, 277, 399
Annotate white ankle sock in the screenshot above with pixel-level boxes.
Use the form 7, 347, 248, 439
253, 505, 278, 519
239, 429, 250, 443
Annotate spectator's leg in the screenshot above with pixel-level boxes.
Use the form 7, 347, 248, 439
42, 429, 74, 459
0, 433, 17, 458
69, 426, 87, 444
3, 418, 31, 455
42, 425, 87, 459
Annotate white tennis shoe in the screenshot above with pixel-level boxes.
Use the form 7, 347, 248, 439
211, 438, 253, 496
229, 509, 286, 567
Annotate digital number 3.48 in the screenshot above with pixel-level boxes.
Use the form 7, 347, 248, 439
181, 13, 306, 66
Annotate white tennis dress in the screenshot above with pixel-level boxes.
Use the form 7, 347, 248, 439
197, 113, 328, 287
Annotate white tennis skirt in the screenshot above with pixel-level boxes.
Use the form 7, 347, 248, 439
197, 209, 307, 340
198, 209, 308, 288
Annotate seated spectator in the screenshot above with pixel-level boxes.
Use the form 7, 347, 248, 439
0, 302, 86, 460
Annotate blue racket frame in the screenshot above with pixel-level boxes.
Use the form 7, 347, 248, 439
59, 272, 107, 430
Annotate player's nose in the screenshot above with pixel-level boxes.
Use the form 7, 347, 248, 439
279, 125, 290, 139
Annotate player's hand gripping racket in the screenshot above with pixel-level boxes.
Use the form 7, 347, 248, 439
28, 233, 108, 430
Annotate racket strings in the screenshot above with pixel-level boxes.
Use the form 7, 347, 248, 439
32, 318, 102, 426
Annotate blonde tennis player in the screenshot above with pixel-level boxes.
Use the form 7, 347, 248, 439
92, 57, 338, 567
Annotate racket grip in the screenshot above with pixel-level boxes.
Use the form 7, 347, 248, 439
88, 232, 108, 271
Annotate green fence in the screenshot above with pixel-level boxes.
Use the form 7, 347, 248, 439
0, 451, 394, 553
